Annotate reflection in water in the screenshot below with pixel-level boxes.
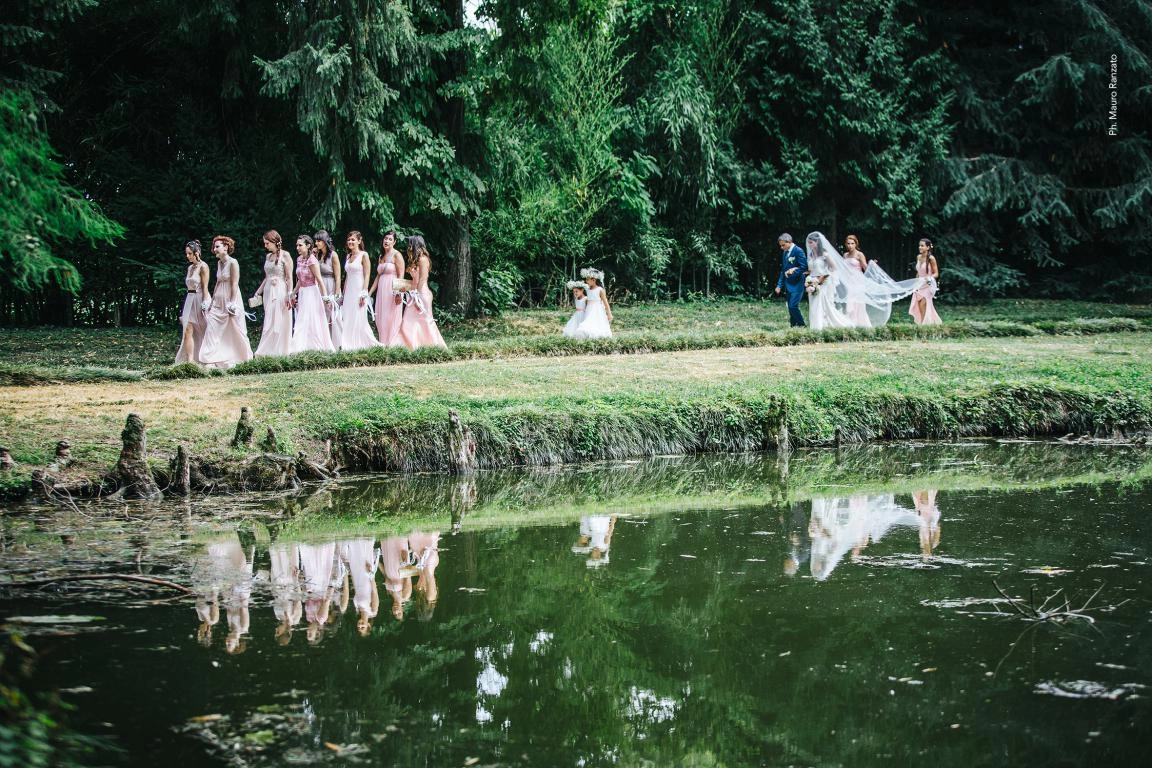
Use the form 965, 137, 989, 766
2, 444, 1150, 768
572, 515, 617, 567
807, 491, 941, 580
190, 533, 254, 653
269, 541, 302, 644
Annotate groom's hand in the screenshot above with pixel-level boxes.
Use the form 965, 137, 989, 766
774, 286, 782, 296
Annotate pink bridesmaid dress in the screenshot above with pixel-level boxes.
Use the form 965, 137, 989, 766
199, 258, 254, 369
398, 261, 448, 350
290, 255, 335, 353
374, 258, 404, 346
909, 260, 942, 325
339, 254, 381, 350
318, 255, 343, 349
254, 251, 293, 357
174, 262, 207, 364
843, 256, 870, 327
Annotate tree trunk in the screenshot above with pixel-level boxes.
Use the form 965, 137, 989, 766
116, 413, 161, 500
444, 213, 474, 316
171, 444, 190, 496
440, 0, 474, 317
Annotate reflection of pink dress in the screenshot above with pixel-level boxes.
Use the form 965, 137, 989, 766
254, 252, 293, 357
340, 253, 381, 351
909, 260, 942, 325
175, 263, 207, 364
374, 258, 404, 346
291, 256, 335, 353
398, 261, 448, 350
200, 258, 254, 369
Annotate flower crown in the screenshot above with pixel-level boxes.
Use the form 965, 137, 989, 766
565, 280, 586, 290
579, 267, 605, 281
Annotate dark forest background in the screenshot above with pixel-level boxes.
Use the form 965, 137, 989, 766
2, 0, 1150, 326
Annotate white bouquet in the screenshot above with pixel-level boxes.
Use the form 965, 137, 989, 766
225, 302, 239, 316
200, 299, 211, 312
804, 276, 820, 296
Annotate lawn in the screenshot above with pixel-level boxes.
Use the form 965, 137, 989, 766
2, 298, 1150, 371
2, 329, 1150, 474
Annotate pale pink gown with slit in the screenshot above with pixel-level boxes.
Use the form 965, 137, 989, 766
175, 262, 207, 364
909, 260, 942, 325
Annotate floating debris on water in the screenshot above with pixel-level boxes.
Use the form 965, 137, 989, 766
1022, 567, 1073, 576
1034, 680, 1147, 701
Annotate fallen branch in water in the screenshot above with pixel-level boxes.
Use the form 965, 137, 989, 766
5, 574, 193, 594
991, 580, 1128, 624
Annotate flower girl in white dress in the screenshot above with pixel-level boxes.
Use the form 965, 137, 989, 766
573, 268, 613, 339
562, 280, 587, 337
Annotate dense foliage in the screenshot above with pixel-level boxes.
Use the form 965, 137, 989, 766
1, 0, 1149, 324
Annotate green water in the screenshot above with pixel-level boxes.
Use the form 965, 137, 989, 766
2, 443, 1150, 766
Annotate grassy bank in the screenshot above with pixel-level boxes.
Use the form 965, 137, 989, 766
2, 328, 1151, 497
2, 300, 1151, 386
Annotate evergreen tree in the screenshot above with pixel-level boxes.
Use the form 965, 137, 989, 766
744, 0, 952, 245
924, 0, 1152, 297
0, 0, 122, 306
255, 0, 484, 311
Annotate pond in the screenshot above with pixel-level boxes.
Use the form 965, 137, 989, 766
2, 442, 1150, 767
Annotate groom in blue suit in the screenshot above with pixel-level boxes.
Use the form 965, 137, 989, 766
774, 233, 807, 327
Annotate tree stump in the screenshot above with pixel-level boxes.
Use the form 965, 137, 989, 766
448, 409, 477, 475
232, 407, 254, 448
170, 444, 191, 496
115, 413, 162, 500
776, 422, 791, 454
0, 447, 13, 471
260, 427, 281, 454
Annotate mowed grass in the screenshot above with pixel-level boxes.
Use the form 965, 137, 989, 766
2, 330, 1150, 472
2, 299, 1151, 372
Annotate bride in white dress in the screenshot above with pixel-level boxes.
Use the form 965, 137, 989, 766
573, 268, 613, 339
805, 232, 855, 330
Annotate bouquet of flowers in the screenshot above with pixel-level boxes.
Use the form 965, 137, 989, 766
804, 276, 820, 296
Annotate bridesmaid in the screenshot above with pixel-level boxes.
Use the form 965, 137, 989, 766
314, 230, 344, 349
397, 235, 448, 349
252, 229, 294, 357
290, 234, 335, 353
909, 238, 942, 325
199, 235, 253, 369
175, 239, 210, 364
368, 231, 405, 346
841, 234, 870, 327
339, 230, 381, 350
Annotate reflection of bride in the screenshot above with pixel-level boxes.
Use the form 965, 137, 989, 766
808, 494, 920, 580
807, 232, 919, 329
